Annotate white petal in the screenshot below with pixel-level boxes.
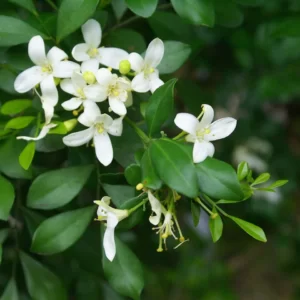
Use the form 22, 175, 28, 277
198, 104, 214, 129
40, 76, 58, 107
72, 43, 90, 62
63, 127, 94, 147
72, 72, 86, 90
99, 47, 128, 69
103, 212, 118, 261
14, 66, 45, 93
47, 46, 68, 65
17, 123, 57, 141
52, 61, 80, 78
185, 134, 196, 143
206, 118, 237, 141
174, 113, 198, 135
96, 68, 114, 86
82, 19, 101, 48
96, 113, 113, 128
193, 141, 215, 163
107, 117, 123, 136
131, 72, 150, 93
94, 132, 113, 166
28, 36, 47, 66
84, 84, 108, 102
78, 100, 101, 126
148, 191, 162, 225
108, 97, 127, 116
42, 102, 54, 124
149, 72, 163, 93
60, 79, 76, 96
81, 58, 99, 74
145, 38, 164, 68
128, 53, 144, 72
61, 98, 82, 111
125, 91, 133, 107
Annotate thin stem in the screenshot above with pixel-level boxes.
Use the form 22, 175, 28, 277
194, 197, 214, 215
128, 199, 148, 215
173, 131, 187, 141
124, 116, 150, 145
203, 194, 230, 217
45, 0, 58, 10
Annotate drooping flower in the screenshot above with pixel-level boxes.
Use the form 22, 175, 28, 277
62, 101, 123, 166
174, 104, 237, 163
72, 19, 128, 69
147, 190, 165, 225
14, 36, 79, 93
94, 196, 129, 261
128, 38, 164, 93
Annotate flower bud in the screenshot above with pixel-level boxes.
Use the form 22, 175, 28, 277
119, 60, 131, 75
83, 71, 96, 85
54, 77, 61, 86
136, 183, 144, 191
64, 119, 78, 132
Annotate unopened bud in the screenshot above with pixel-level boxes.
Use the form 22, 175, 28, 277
83, 71, 96, 85
136, 183, 144, 191
63, 119, 78, 132
54, 77, 61, 86
119, 60, 131, 75
73, 110, 78, 116
156, 247, 163, 252
179, 236, 185, 243
211, 213, 218, 219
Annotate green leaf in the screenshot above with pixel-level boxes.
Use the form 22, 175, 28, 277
229, 216, 267, 242
140, 149, 162, 190
20, 251, 67, 300
125, 164, 142, 186
234, 0, 263, 6
209, 212, 223, 243
0, 69, 17, 95
196, 157, 244, 201
102, 184, 135, 207
150, 139, 199, 198
1, 278, 19, 300
251, 173, 270, 186
5, 116, 35, 130
27, 165, 94, 210
125, 0, 158, 18
158, 41, 191, 74
31, 206, 95, 255
237, 161, 249, 181
215, 0, 243, 28
22, 207, 45, 237
145, 79, 177, 136
0, 228, 10, 244
57, 0, 99, 42
102, 232, 144, 300
1, 99, 32, 115
191, 201, 201, 227
19, 141, 35, 170
0, 245, 2, 264
111, 0, 127, 20
267, 180, 288, 189
170, 0, 215, 27
8, 0, 37, 15
0, 16, 46, 47
265, 17, 300, 38
0, 175, 15, 221
48, 122, 68, 135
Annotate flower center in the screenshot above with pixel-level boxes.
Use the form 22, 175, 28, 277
96, 123, 105, 134
108, 84, 120, 97
41, 64, 53, 74
83, 71, 96, 84
76, 88, 86, 99
196, 128, 211, 139
144, 64, 155, 77
87, 47, 99, 58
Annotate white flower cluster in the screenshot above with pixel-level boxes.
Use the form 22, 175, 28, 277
14, 19, 165, 166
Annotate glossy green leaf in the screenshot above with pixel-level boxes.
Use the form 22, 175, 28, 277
20, 252, 67, 300
251, 173, 270, 186
8, 0, 37, 15
158, 41, 191, 74
209, 211, 223, 243
27, 165, 94, 210
22, 207, 45, 237
0, 69, 17, 95
215, 0, 243, 28
191, 201, 201, 227
125, 0, 158, 18
102, 232, 144, 300
19, 141, 35, 170
237, 161, 249, 181
31, 206, 95, 255
267, 180, 288, 189
111, 0, 127, 20
5, 116, 35, 130
150, 139, 199, 198
1, 278, 19, 300
0, 16, 46, 47
57, 0, 99, 41
196, 157, 244, 201
0, 175, 15, 221
170, 0, 215, 27
125, 164, 142, 186
1, 99, 32, 115
102, 184, 135, 207
48, 122, 68, 135
145, 79, 177, 136
230, 216, 267, 242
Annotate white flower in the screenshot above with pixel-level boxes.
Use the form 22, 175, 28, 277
95, 68, 132, 116
81, 58, 99, 84
14, 36, 79, 93
128, 38, 164, 93
62, 101, 123, 166
155, 211, 177, 240
61, 72, 104, 111
17, 123, 57, 141
94, 196, 129, 261
148, 190, 165, 225
175, 104, 237, 163
72, 19, 128, 69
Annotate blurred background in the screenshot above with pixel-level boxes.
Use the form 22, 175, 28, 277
0, 0, 299, 299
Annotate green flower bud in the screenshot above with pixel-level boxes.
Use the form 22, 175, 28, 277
54, 77, 61, 86
119, 60, 131, 75
83, 71, 96, 85
64, 119, 78, 132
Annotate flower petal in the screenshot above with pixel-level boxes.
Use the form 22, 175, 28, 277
198, 104, 214, 129
82, 19, 101, 48
148, 191, 162, 225
61, 97, 82, 111
14, 66, 45, 93
149, 72, 163, 93
72, 72, 86, 90
128, 52, 144, 72
174, 113, 198, 135
17, 123, 57, 141
72, 43, 90, 62
63, 127, 94, 147
47, 46, 68, 65
206, 117, 237, 141
81, 58, 99, 74
131, 72, 150, 93
96, 113, 113, 128
60, 79, 76, 96
108, 97, 127, 116
42, 102, 54, 124
94, 132, 113, 166
145, 38, 164, 68
28, 36, 47, 66
96, 68, 113, 87
40, 76, 58, 107
78, 100, 101, 126
107, 117, 123, 136
52, 61, 80, 78
125, 91, 133, 107
98, 47, 128, 69
103, 212, 118, 261
84, 84, 108, 102
193, 141, 215, 163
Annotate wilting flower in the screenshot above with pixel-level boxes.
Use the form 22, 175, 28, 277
128, 38, 164, 93
14, 36, 79, 93
175, 104, 237, 163
62, 101, 123, 166
72, 19, 128, 69
148, 190, 165, 225
94, 196, 129, 261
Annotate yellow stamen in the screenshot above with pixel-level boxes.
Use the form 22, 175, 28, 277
87, 47, 99, 58
136, 183, 144, 191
